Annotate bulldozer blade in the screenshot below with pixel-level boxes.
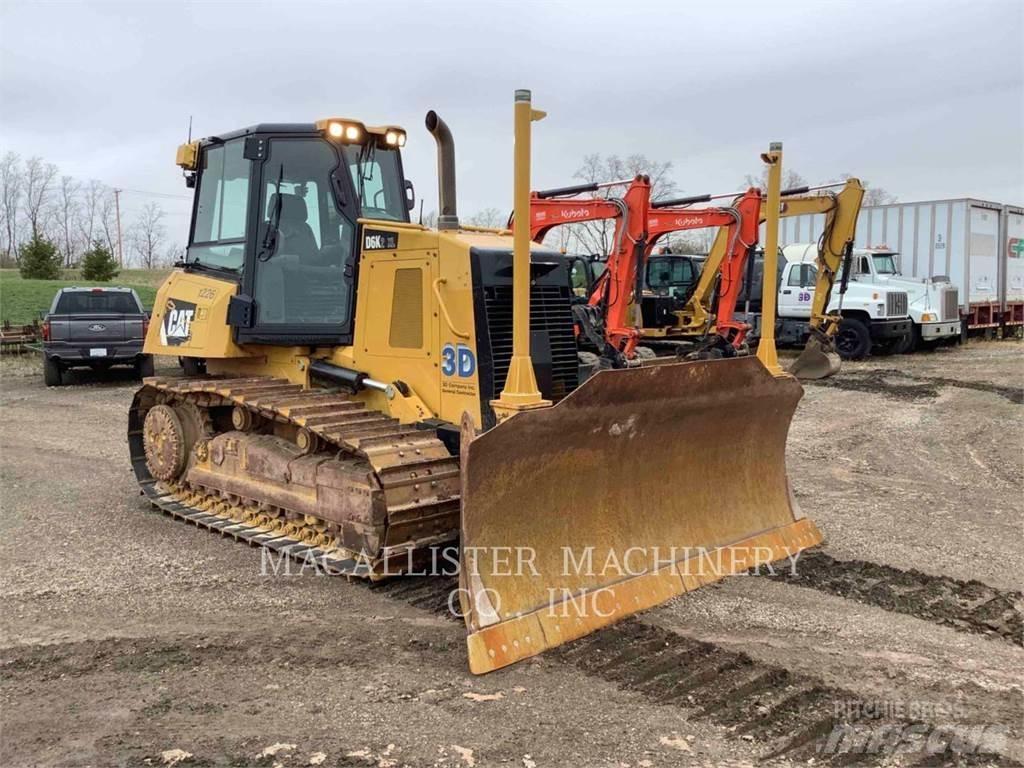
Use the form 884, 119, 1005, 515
459, 356, 822, 674
788, 336, 842, 380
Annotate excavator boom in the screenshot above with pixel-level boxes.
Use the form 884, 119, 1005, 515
671, 179, 865, 377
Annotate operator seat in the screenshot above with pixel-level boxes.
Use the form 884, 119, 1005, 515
268, 193, 318, 259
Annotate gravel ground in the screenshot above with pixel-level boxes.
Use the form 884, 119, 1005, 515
1, 343, 1021, 767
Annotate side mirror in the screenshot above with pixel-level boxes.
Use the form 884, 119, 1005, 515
404, 180, 415, 212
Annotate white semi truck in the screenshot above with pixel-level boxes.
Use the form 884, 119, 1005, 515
782, 244, 960, 351
778, 197, 1024, 335
647, 249, 912, 359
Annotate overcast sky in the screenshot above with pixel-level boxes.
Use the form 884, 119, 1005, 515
2, 0, 1021, 233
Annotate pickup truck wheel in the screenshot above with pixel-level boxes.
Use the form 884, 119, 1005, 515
835, 317, 872, 360
136, 355, 155, 379
43, 357, 63, 387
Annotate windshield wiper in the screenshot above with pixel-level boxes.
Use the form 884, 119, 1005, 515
354, 143, 376, 211
257, 163, 285, 262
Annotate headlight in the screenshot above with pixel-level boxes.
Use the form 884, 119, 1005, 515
877, 303, 885, 314
383, 129, 407, 147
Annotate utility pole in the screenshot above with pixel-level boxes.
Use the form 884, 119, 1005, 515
113, 188, 124, 267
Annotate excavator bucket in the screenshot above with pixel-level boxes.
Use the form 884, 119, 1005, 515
788, 335, 842, 380
459, 355, 822, 674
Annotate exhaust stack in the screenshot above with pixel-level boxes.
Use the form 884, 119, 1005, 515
425, 110, 459, 230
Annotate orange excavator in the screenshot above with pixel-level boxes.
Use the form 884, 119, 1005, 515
519, 177, 762, 361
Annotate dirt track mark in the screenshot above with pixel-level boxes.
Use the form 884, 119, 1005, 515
552, 619, 1018, 765
767, 551, 1023, 646
811, 368, 1023, 404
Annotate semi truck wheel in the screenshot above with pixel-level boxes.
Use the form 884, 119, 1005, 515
891, 325, 919, 354
43, 357, 63, 387
835, 317, 872, 360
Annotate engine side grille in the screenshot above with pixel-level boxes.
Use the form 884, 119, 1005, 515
942, 287, 960, 321
886, 291, 908, 317
483, 284, 579, 403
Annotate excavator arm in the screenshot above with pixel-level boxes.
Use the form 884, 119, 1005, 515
518, 176, 652, 359
646, 188, 762, 347
678, 179, 864, 375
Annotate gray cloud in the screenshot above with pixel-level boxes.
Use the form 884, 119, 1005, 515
2, 0, 1021, 232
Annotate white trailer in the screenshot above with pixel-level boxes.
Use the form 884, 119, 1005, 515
777, 198, 1024, 331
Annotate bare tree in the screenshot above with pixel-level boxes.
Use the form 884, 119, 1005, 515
99, 189, 119, 258
56, 175, 81, 266
129, 202, 166, 268
22, 156, 58, 240
549, 153, 680, 256
163, 241, 185, 267
421, 209, 438, 229
77, 179, 105, 254
465, 207, 506, 228
833, 173, 898, 206
0, 151, 21, 262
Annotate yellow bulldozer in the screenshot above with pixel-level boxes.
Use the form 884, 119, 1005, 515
130, 90, 821, 674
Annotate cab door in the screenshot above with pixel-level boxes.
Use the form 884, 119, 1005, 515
779, 263, 815, 318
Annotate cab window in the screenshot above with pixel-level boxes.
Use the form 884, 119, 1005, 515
648, 258, 695, 289
188, 140, 250, 271
787, 264, 817, 287
253, 138, 354, 327
341, 145, 407, 222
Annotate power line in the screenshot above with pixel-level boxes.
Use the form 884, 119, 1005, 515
116, 187, 192, 201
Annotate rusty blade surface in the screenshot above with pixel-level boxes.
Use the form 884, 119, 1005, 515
460, 356, 820, 673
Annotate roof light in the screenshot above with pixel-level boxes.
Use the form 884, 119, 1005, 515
327, 122, 344, 139
345, 125, 361, 141
397, 133, 406, 147
385, 130, 398, 146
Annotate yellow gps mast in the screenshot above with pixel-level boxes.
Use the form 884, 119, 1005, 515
757, 142, 785, 376
491, 89, 551, 421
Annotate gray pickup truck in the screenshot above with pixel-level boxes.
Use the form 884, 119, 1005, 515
42, 287, 154, 386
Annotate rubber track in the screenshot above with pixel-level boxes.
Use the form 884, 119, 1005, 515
766, 551, 1023, 646
129, 375, 460, 576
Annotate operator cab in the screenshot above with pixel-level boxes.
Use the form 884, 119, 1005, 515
176, 119, 414, 345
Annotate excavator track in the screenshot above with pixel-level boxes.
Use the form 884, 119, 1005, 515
128, 375, 461, 578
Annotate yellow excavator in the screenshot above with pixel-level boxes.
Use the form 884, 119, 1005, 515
641, 179, 865, 379
130, 91, 821, 674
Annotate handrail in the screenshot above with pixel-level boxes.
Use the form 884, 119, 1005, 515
432, 278, 471, 339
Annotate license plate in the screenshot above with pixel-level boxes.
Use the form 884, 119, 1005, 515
89, 348, 107, 357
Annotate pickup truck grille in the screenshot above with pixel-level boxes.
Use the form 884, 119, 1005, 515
886, 292, 908, 317
942, 287, 960, 321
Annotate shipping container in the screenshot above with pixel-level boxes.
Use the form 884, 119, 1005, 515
776, 198, 1024, 330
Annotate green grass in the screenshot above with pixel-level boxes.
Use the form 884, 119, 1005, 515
0, 268, 169, 325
